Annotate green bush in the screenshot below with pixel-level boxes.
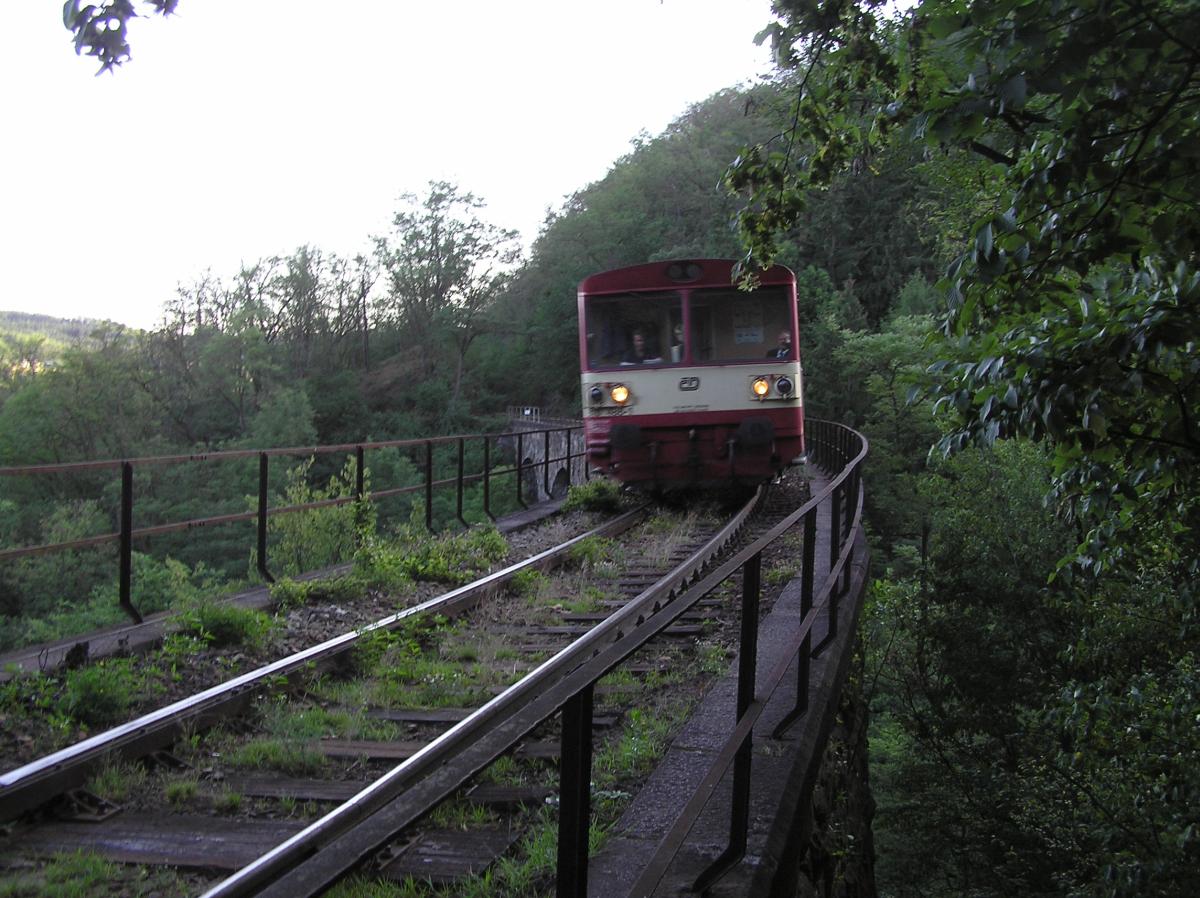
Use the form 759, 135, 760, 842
266, 456, 374, 577
509, 568, 547, 597
562, 478, 623, 513
177, 601, 272, 649
568, 536, 621, 568
355, 523, 508, 587
269, 574, 364, 611
63, 658, 149, 728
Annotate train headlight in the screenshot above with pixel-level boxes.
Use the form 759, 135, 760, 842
610, 384, 631, 405
751, 377, 770, 398
589, 385, 604, 403
776, 376, 794, 396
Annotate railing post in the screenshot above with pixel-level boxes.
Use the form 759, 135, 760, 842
814, 479, 842, 656
563, 429, 572, 491
840, 464, 860, 596
483, 438, 494, 521
543, 429, 551, 499
829, 480, 841, 580
424, 442, 434, 532
802, 505, 817, 619
556, 683, 595, 898
773, 505, 816, 737
693, 551, 761, 892
118, 461, 142, 624
456, 438, 467, 528
257, 453, 274, 583
354, 445, 366, 543
516, 432, 527, 509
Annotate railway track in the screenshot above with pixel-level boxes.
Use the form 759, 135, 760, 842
0, 473, 812, 897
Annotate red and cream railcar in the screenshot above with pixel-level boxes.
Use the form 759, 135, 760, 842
580, 259, 805, 488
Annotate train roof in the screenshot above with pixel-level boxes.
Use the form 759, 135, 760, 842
577, 259, 795, 295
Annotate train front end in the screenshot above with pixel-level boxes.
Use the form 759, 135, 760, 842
579, 260, 805, 488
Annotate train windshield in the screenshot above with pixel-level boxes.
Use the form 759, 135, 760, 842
584, 291, 684, 367
687, 286, 793, 362
583, 285, 794, 368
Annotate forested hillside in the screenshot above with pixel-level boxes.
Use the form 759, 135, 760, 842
0, 311, 106, 343
5, 2, 1198, 895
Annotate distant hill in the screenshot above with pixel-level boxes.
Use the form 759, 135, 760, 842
0, 311, 116, 343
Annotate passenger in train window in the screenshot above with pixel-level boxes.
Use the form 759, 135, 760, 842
670, 323, 684, 363
766, 330, 792, 359
621, 329, 663, 365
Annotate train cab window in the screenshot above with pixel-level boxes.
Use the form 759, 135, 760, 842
584, 292, 683, 368
689, 286, 793, 362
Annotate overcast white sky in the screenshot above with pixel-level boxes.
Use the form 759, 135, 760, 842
1, 1, 779, 330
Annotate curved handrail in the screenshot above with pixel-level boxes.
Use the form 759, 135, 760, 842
202, 418, 869, 898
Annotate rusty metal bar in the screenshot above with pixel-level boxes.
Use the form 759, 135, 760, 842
424, 442, 433, 532
483, 439, 493, 521
354, 446, 366, 542
0, 428, 583, 561
516, 432, 527, 509
257, 454, 274, 584
455, 439, 467, 528
118, 462, 142, 624
0, 532, 119, 562
556, 683, 594, 898
1, 425, 585, 639
0, 426, 584, 478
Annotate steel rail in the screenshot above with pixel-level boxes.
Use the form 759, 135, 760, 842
230, 420, 867, 898
0, 507, 646, 823
198, 486, 768, 898
253, 537, 772, 898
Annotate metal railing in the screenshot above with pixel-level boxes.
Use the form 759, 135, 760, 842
627, 416, 868, 897
0, 425, 585, 624
198, 417, 868, 898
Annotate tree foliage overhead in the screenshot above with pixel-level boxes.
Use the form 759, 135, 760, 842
734, 0, 1200, 571
729, 3, 1200, 895
62, 0, 178, 73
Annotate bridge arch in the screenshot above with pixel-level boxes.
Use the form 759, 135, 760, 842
504, 406, 587, 504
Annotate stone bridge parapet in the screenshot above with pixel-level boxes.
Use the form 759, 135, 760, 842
503, 406, 587, 504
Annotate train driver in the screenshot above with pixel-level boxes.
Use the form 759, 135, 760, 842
766, 330, 792, 359
621, 329, 663, 365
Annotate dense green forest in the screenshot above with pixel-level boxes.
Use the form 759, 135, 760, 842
5, 1, 1197, 896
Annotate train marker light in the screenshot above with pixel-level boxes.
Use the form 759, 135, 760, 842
589, 385, 604, 403
610, 384, 631, 405
751, 377, 770, 398
776, 376, 794, 396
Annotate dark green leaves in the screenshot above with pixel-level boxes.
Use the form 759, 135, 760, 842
62, 0, 177, 73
